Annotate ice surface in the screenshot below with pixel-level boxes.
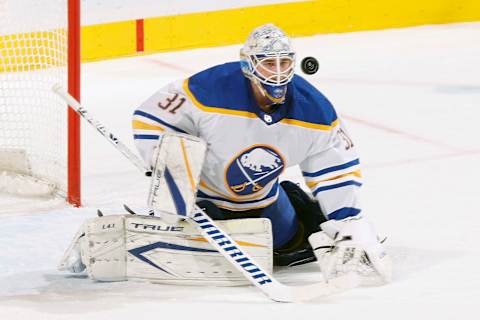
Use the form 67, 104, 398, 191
1, 22, 479, 319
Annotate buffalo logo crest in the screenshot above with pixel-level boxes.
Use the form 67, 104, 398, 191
225, 145, 284, 196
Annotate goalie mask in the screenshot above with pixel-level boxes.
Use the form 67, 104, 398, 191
240, 24, 296, 104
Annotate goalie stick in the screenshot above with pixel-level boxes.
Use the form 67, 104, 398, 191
52, 84, 151, 177
53, 85, 359, 302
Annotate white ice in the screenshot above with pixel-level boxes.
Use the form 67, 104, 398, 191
1, 22, 479, 319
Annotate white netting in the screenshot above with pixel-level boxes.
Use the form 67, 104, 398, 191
0, 0, 69, 198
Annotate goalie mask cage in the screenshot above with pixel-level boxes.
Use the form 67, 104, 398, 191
0, 0, 81, 206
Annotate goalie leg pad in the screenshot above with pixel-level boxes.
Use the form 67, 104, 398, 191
81, 215, 127, 281
58, 215, 128, 281
60, 214, 273, 286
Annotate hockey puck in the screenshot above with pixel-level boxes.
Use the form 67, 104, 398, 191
301, 56, 319, 75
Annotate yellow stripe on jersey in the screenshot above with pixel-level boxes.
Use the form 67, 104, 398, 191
306, 170, 362, 189
132, 120, 165, 131
280, 118, 339, 131
183, 79, 257, 119
184, 79, 340, 131
215, 199, 276, 212
199, 180, 273, 202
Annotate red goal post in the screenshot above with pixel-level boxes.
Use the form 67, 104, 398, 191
68, 0, 81, 206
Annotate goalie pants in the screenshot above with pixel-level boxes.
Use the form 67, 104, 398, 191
197, 181, 327, 266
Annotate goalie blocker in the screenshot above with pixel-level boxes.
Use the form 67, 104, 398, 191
59, 214, 273, 286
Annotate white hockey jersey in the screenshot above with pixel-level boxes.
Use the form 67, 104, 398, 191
133, 62, 362, 220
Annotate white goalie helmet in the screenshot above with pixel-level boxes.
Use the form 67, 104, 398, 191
240, 24, 296, 103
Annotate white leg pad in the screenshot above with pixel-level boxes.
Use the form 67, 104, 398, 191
82, 215, 127, 281
59, 214, 273, 286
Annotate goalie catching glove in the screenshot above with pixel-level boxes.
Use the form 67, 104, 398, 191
309, 215, 392, 284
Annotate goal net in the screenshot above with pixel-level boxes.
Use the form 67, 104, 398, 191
0, 0, 80, 206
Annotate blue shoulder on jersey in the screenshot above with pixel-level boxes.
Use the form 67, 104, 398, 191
187, 62, 337, 127
287, 75, 338, 126
187, 62, 252, 113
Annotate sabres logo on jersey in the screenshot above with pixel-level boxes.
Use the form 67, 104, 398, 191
225, 145, 285, 196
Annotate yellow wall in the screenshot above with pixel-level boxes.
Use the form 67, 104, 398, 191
83, 0, 480, 61
2, 1, 479, 65
82, 20, 137, 61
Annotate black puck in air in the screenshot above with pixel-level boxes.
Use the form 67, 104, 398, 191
300, 56, 319, 75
